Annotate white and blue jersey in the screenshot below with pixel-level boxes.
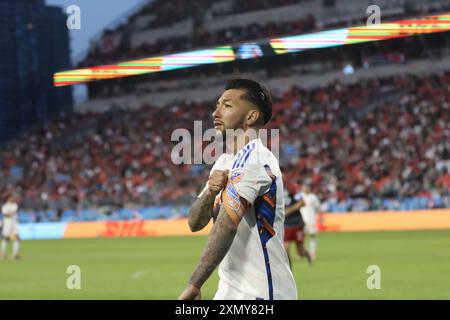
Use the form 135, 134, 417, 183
200, 138, 297, 300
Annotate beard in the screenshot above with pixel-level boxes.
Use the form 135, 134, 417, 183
217, 119, 247, 155
216, 117, 246, 136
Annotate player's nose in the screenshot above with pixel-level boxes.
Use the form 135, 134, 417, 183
212, 105, 221, 118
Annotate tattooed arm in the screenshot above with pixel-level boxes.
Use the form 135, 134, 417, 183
179, 194, 250, 300
188, 190, 217, 232
188, 169, 228, 232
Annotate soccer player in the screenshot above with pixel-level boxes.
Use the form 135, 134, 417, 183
299, 184, 321, 261
284, 189, 312, 267
0, 195, 21, 260
179, 79, 297, 300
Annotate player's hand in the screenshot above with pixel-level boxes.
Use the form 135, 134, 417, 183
207, 169, 229, 195
178, 284, 202, 300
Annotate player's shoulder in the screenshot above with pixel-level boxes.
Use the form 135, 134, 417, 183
294, 192, 303, 201
246, 139, 278, 165
212, 152, 233, 170
313, 193, 321, 203
216, 152, 233, 163
4, 202, 17, 208
230, 139, 280, 181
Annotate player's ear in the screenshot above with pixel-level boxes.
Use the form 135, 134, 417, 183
246, 109, 261, 127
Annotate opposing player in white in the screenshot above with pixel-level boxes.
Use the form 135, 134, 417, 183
297, 184, 321, 261
1, 195, 21, 260
179, 79, 296, 300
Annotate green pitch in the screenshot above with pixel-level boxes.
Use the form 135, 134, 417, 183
0, 230, 449, 299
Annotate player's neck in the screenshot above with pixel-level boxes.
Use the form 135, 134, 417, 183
228, 129, 259, 155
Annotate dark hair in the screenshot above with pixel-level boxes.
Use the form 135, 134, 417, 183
224, 79, 272, 125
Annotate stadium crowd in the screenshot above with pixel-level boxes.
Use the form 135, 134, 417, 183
0, 72, 449, 221
79, 14, 317, 68
278, 74, 450, 212
133, 0, 305, 28
79, 0, 450, 68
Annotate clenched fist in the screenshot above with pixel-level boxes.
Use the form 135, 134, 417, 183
207, 169, 229, 196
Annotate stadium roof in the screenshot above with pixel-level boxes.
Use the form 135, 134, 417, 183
54, 13, 450, 87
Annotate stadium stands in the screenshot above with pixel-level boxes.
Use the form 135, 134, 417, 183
78, 0, 450, 68
1, 71, 449, 222
2, 0, 449, 223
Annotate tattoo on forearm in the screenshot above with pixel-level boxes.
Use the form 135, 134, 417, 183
212, 206, 220, 222
189, 207, 237, 288
188, 192, 216, 231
